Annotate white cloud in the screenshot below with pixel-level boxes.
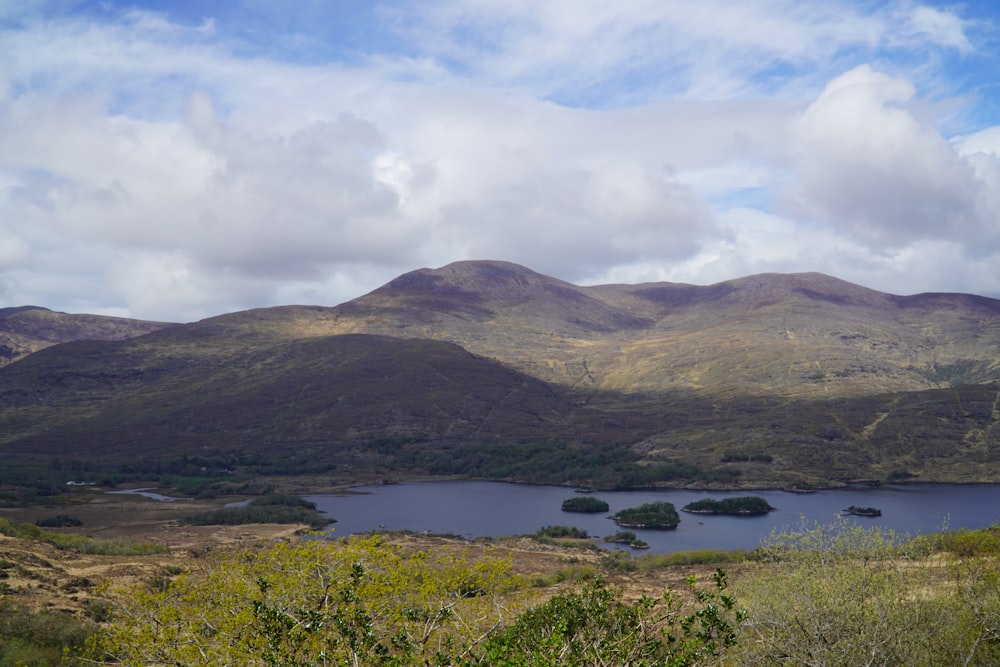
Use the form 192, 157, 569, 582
0, 1, 997, 319
900, 5, 973, 53
785, 65, 982, 246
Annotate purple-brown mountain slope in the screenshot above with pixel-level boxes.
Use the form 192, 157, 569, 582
11, 262, 995, 399
300, 261, 1000, 398
0, 306, 175, 367
3, 261, 1000, 487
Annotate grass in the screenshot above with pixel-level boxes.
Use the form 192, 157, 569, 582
0, 518, 166, 556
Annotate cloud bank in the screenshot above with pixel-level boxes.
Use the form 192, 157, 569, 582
1, 1, 999, 320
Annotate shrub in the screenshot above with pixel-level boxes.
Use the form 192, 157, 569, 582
0, 600, 93, 666
86, 535, 524, 666
474, 573, 744, 666
733, 517, 1000, 666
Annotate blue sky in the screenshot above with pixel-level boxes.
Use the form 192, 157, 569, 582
1, 0, 999, 320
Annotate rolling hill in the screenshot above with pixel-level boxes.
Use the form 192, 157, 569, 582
2, 261, 999, 490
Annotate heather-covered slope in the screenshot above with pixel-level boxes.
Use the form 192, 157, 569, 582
0, 306, 175, 367
321, 262, 1000, 398
0, 330, 598, 467
2, 261, 999, 488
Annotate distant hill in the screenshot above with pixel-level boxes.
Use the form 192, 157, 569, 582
0, 306, 175, 367
2, 262, 999, 490
321, 261, 1000, 398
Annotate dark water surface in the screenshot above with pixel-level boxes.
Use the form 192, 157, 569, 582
307, 481, 1000, 553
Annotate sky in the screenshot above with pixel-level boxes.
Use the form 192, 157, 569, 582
1, 0, 1000, 322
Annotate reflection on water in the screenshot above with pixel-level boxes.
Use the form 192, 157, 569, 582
307, 481, 1000, 554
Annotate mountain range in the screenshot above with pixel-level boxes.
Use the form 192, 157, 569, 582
2, 260, 999, 490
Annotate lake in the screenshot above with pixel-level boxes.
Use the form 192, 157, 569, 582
307, 481, 1000, 553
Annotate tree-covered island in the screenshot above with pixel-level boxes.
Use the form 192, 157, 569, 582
843, 505, 882, 517
611, 502, 680, 529
561, 496, 610, 513
682, 496, 774, 516
604, 530, 649, 549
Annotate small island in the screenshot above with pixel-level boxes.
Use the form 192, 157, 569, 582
682, 496, 774, 516
535, 525, 589, 539
561, 496, 610, 513
843, 505, 882, 517
604, 530, 649, 549
611, 502, 680, 530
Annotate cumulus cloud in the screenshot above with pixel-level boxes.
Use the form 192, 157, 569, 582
786, 65, 983, 247
0, 1, 998, 319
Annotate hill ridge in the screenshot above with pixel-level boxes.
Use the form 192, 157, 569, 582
3, 261, 1000, 489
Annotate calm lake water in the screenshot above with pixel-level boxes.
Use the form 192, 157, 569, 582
307, 481, 1000, 553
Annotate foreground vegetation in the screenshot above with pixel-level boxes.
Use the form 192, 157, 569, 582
0, 517, 165, 556
84, 535, 742, 666
2, 520, 999, 665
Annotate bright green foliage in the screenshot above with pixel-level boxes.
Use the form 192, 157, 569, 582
85, 535, 745, 666
613, 502, 680, 529
471, 571, 744, 667
0, 517, 165, 555
931, 525, 1000, 557
86, 535, 523, 666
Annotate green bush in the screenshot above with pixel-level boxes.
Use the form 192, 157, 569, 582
474, 573, 744, 666
930, 525, 1000, 557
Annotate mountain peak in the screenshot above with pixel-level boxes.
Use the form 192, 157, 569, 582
720, 272, 889, 307
0, 306, 52, 320
382, 260, 577, 302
